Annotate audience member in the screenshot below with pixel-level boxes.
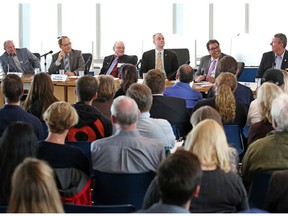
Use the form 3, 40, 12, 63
48, 36, 85, 76
126, 83, 175, 149
206, 55, 254, 112
140, 33, 179, 80
247, 68, 284, 126
194, 39, 227, 83
257, 33, 288, 78
247, 82, 283, 145
67, 75, 112, 142
0, 74, 44, 139
140, 150, 202, 213
114, 63, 138, 98
92, 74, 117, 119
7, 158, 64, 213
193, 72, 247, 128
281, 69, 288, 93
144, 69, 191, 138
0, 122, 38, 205
242, 93, 288, 190
91, 96, 165, 173
100, 41, 137, 77
0, 40, 41, 73
37, 101, 89, 176
23, 73, 58, 120
164, 64, 202, 114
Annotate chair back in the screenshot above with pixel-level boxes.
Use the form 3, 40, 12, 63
223, 125, 244, 156
129, 55, 138, 65
171, 124, 181, 141
33, 52, 41, 61
166, 48, 190, 66
82, 53, 93, 74
93, 170, 155, 210
64, 203, 135, 213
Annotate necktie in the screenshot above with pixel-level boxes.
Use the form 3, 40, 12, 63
107, 56, 119, 75
206, 59, 216, 81
156, 52, 163, 71
64, 55, 70, 72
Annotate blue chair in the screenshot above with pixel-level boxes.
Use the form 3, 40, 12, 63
223, 125, 245, 156
93, 170, 155, 210
171, 125, 181, 140
65, 141, 93, 177
64, 203, 135, 213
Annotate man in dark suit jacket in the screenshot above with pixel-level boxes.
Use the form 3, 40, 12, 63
0, 40, 41, 73
257, 33, 288, 78
144, 69, 192, 138
48, 36, 85, 76
194, 39, 228, 83
140, 33, 179, 80
100, 41, 137, 77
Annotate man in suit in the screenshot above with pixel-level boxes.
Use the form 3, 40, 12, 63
194, 39, 228, 83
48, 36, 85, 76
257, 33, 288, 78
144, 69, 192, 138
100, 41, 137, 77
0, 40, 41, 73
140, 33, 179, 80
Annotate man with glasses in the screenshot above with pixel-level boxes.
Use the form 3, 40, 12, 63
194, 39, 227, 83
100, 41, 137, 77
48, 36, 85, 76
257, 33, 288, 78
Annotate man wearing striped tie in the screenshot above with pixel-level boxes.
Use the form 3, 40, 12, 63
140, 33, 179, 80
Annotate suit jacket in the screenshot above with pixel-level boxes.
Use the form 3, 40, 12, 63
48, 49, 85, 76
194, 53, 227, 79
100, 54, 137, 76
0, 48, 41, 73
140, 49, 179, 80
150, 95, 192, 137
257, 50, 288, 78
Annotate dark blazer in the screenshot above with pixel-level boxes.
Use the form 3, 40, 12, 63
257, 50, 288, 78
0, 48, 41, 73
194, 53, 227, 80
100, 54, 137, 76
48, 49, 85, 76
150, 95, 192, 137
140, 49, 179, 80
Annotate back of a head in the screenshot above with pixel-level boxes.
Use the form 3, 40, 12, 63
119, 64, 138, 92
158, 149, 202, 206
257, 82, 283, 123
76, 75, 98, 102
8, 158, 64, 213
144, 69, 166, 94
1, 74, 23, 103
262, 68, 284, 87
190, 106, 223, 128
271, 93, 288, 131
96, 75, 116, 101
110, 95, 139, 126
126, 83, 153, 112
185, 119, 231, 173
177, 64, 194, 83
215, 56, 238, 77
43, 101, 78, 134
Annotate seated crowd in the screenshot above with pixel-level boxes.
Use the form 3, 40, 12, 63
1, 34, 288, 213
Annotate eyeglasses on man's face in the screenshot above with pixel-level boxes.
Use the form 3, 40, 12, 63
209, 46, 219, 51
115, 46, 125, 50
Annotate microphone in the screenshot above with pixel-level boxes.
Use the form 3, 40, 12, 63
83, 54, 92, 73
40, 50, 53, 57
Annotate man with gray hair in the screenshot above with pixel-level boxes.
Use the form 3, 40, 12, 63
242, 93, 288, 189
100, 41, 137, 77
91, 95, 165, 173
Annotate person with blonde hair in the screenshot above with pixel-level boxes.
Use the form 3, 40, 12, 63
7, 158, 64, 213
193, 72, 247, 128
248, 82, 283, 144
185, 119, 248, 212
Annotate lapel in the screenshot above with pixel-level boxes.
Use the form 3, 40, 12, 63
281, 50, 288, 68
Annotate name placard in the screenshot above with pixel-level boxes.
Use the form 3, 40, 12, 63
51, 74, 67, 82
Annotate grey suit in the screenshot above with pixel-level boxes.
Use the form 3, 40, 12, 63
48, 49, 85, 76
194, 53, 227, 80
0, 48, 41, 73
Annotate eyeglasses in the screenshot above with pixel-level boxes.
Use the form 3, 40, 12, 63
115, 46, 125, 50
209, 46, 219, 51
62, 42, 71, 47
